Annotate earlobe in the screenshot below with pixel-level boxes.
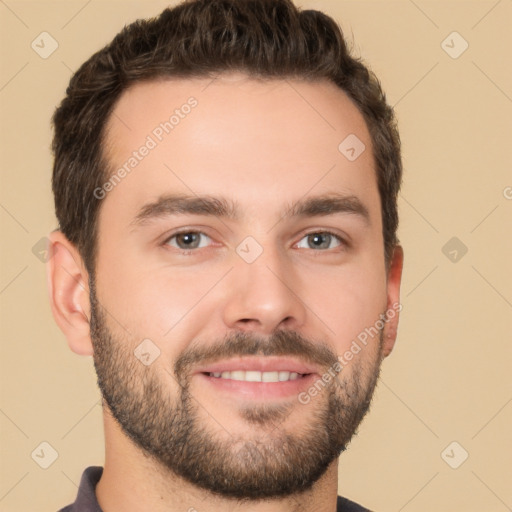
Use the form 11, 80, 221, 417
381, 245, 404, 358
46, 231, 93, 356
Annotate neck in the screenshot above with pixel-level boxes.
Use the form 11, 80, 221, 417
96, 408, 339, 512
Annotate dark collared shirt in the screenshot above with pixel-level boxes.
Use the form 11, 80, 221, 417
59, 466, 370, 511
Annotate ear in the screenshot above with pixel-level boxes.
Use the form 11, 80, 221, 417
381, 245, 404, 358
46, 231, 93, 356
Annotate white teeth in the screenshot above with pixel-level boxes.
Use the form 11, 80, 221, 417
209, 370, 302, 382
262, 371, 279, 382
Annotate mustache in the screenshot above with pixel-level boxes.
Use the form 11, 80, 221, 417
174, 329, 338, 379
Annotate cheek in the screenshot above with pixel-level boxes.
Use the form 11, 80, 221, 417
95, 205, 222, 344
304, 260, 387, 354
94, 246, 220, 356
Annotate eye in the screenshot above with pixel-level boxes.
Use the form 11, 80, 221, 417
296, 231, 344, 250
164, 231, 213, 251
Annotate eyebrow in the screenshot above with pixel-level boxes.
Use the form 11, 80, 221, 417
131, 192, 370, 227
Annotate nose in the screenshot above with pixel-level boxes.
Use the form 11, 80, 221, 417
221, 244, 307, 335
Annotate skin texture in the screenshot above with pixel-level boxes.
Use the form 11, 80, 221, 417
47, 74, 403, 512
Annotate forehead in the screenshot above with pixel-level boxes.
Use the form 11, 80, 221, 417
101, 74, 379, 226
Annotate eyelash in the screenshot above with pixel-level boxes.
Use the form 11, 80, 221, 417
162, 229, 348, 254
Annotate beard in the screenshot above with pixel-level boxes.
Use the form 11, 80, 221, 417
89, 279, 383, 501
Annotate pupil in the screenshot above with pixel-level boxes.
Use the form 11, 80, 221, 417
179, 233, 198, 248
310, 233, 329, 249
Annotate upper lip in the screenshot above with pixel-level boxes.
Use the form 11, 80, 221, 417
194, 356, 321, 376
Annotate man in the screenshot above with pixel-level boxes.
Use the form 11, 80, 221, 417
47, 0, 403, 510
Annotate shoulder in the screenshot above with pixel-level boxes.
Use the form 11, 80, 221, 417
57, 466, 103, 512
337, 495, 372, 512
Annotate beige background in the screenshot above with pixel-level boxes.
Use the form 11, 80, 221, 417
1, 1, 511, 511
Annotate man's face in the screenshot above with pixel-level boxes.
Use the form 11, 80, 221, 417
90, 74, 399, 498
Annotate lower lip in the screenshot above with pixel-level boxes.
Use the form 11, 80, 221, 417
195, 372, 319, 399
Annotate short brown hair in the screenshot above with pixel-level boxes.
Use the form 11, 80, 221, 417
52, 0, 402, 275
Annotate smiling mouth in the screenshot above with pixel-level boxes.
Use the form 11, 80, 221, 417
204, 371, 310, 383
